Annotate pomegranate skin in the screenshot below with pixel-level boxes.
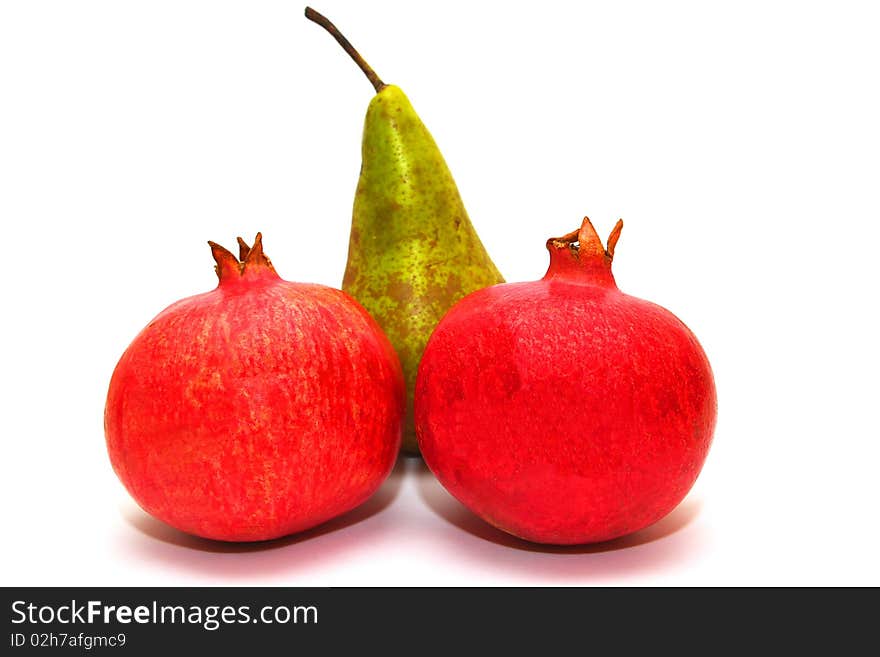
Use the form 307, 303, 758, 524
415, 219, 716, 545
105, 234, 403, 542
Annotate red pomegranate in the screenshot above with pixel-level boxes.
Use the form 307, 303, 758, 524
415, 218, 717, 545
105, 234, 404, 542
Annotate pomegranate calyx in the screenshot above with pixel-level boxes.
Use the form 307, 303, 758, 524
208, 241, 241, 280
606, 219, 623, 260
546, 217, 624, 262
236, 236, 251, 261
543, 217, 623, 286
208, 232, 279, 284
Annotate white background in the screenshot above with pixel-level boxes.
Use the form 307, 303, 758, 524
2, 0, 878, 586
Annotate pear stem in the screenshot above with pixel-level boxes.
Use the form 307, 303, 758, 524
305, 7, 386, 93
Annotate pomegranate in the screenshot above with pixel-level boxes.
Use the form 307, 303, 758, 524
415, 218, 717, 545
105, 234, 404, 542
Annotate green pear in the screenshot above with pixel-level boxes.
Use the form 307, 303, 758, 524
306, 8, 504, 454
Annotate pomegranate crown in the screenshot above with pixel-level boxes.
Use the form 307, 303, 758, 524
547, 217, 623, 260
208, 232, 279, 284
544, 217, 623, 285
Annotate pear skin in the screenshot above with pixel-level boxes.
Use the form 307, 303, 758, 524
344, 85, 503, 453
306, 9, 504, 453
